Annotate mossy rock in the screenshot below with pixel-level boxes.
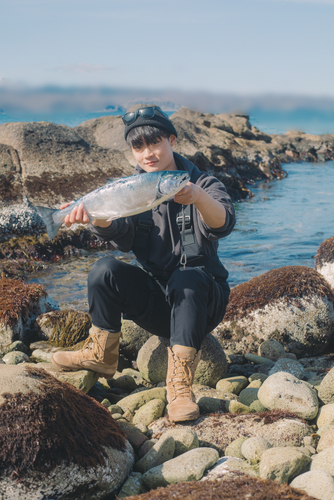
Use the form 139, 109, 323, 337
36, 309, 91, 347
213, 266, 334, 357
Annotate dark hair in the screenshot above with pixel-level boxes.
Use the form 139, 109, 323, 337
126, 125, 171, 149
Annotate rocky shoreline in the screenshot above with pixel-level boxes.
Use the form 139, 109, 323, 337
2, 109, 334, 499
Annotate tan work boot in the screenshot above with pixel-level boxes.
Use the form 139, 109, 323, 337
51, 326, 121, 378
166, 344, 201, 422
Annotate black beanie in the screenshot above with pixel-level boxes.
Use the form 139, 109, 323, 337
124, 110, 178, 140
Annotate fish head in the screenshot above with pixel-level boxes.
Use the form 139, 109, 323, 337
157, 171, 190, 197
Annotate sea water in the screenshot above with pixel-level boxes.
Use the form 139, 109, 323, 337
28, 160, 334, 310
18, 109, 334, 309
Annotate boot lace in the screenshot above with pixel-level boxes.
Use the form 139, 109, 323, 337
170, 356, 193, 399
81, 333, 103, 361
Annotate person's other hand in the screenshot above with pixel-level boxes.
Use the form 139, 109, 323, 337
174, 182, 201, 205
61, 203, 90, 228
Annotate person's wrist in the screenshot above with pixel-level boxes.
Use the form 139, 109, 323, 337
92, 219, 112, 228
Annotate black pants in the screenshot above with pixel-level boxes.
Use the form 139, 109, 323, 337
87, 256, 230, 351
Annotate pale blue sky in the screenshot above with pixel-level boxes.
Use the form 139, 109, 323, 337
1, 0, 334, 96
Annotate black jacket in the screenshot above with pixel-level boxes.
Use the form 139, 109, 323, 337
90, 153, 236, 281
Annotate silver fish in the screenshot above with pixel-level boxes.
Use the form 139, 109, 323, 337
35, 170, 190, 240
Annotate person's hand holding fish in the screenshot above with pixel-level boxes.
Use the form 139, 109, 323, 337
60, 202, 111, 229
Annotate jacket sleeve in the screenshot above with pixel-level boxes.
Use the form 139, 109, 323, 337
89, 217, 135, 252
195, 173, 236, 241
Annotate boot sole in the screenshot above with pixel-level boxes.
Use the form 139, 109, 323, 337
168, 410, 200, 422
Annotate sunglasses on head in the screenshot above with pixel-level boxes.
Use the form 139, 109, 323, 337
122, 106, 169, 125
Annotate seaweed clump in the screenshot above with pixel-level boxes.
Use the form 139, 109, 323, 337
38, 309, 91, 347
315, 236, 334, 268
224, 265, 334, 322
0, 278, 46, 327
0, 366, 126, 477
124, 476, 317, 500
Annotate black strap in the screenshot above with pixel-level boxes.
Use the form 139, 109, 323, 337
176, 204, 195, 248
135, 212, 153, 248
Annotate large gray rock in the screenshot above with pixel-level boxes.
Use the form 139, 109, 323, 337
118, 387, 167, 414
137, 334, 227, 387
259, 447, 311, 483
2, 351, 29, 364
0, 364, 134, 500
241, 437, 272, 464
134, 435, 175, 474
318, 368, 334, 404
316, 403, 334, 428
117, 472, 147, 499
317, 426, 334, 452
0, 143, 23, 209
132, 399, 165, 427
213, 266, 334, 357
311, 445, 334, 475
142, 447, 219, 489
0, 121, 132, 207
290, 470, 334, 500
258, 339, 285, 361
120, 320, 151, 362
137, 336, 169, 384
268, 358, 304, 379
161, 428, 199, 456
258, 372, 319, 420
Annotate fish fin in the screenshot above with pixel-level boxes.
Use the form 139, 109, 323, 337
35, 206, 62, 240
106, 178, 117, 183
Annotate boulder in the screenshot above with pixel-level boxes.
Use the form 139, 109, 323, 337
120, 319, 151, 362
268, 358, 305, 378
216, 376, 248, 395
290, 470, 334, 500
36, 309, 91, 346
0, 121, 132, 207
134, 435, 175, 474
315, 236, 334, 289
0, 143, 23, 208
149, 411, 313, 455
318, 367, 334, 404
137, 337, 169, 384
317, 426, 334, 452
0, 364, 134, 500
132, 399, 165, 427
213, 266, 334, 357
259, 447, 311, 483
142, 447, 219, 489
258, 339, 285, 361
258, 372, 319, 420
137, 334, 227, 387
35, 361, 98, 393
241, 437, 272, 464
316, 403, 334, 428
117, 472, 147, 498
160, 428, 199, 456
202, 456, 259, 480
225, 437, 248, 459
0, 278, 57, 345
2, 351, 29, 364
118, 387, 167, 414
310, 445, 334, 475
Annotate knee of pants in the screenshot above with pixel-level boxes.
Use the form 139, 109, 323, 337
88, 256, 121, 290
167, 267, 209, 303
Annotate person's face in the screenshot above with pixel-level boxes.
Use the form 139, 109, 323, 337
131, 135, 177, 172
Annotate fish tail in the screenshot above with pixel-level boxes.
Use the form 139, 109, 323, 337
35, 206, 63, 240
